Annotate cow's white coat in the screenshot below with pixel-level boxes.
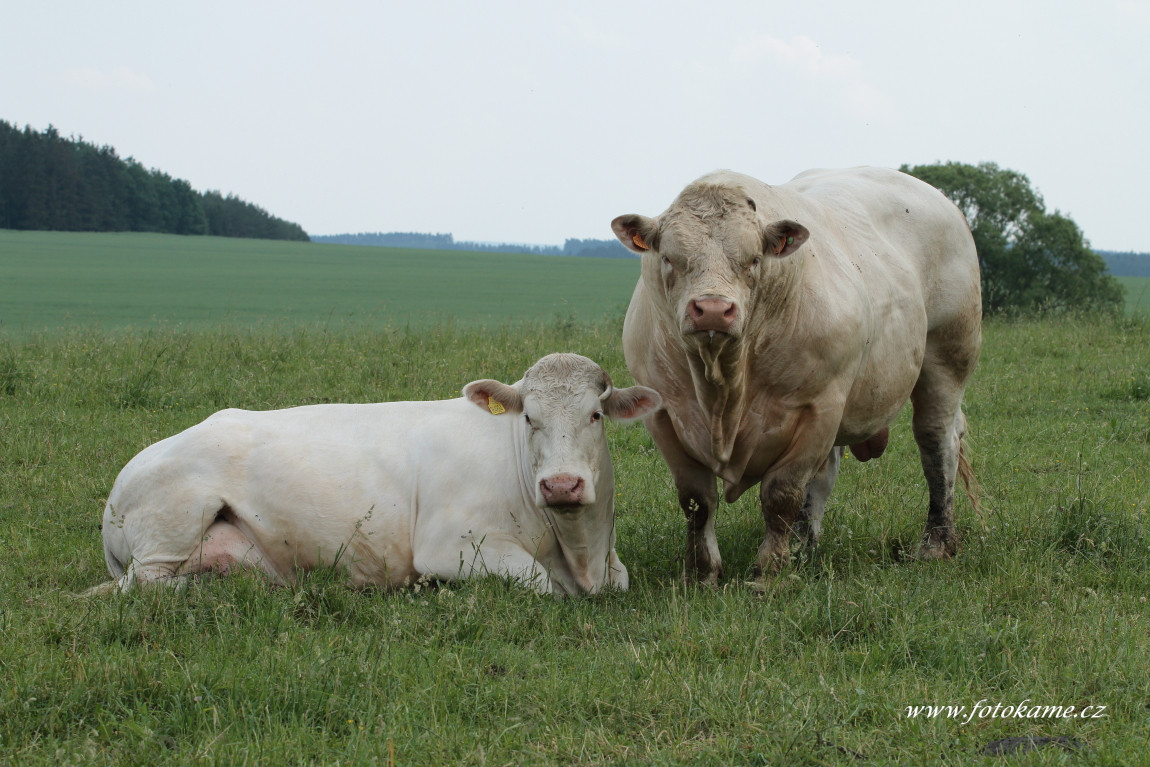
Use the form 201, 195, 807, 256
93, 354, 660, 596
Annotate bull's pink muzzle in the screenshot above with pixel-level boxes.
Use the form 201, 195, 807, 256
688, 297, 738, 333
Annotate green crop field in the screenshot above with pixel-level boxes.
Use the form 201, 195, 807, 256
1118, 276, 1150, 314
1, 231, 1148, 764
0, 230, 640, 334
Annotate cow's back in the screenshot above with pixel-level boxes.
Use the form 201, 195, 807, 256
102, 398, 529, 588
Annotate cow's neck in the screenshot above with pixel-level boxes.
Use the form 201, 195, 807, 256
544, 488, 615, 594
686, 334, 749, 467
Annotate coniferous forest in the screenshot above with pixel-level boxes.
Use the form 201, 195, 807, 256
0, 121, 308, 241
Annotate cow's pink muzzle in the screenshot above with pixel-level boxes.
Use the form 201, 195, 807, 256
539, 474, 586, 507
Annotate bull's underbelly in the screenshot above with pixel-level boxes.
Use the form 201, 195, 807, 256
667, 375, 916, 489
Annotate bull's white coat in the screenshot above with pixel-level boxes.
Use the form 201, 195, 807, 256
613, 168, 982, 585
94, 354, 660, 596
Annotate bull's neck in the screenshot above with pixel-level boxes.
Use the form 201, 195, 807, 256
686, 334, 749, 467
683, 262, 805, 468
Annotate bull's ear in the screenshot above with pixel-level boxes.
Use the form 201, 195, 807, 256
463, 380, 523, 415
611, 214, 659, 254
602, 385, 662, 423
763, 220, 809, 258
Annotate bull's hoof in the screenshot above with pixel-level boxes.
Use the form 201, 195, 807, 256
683, 567, 722, 588
747, 571, 801, 595
913, 537, 957, 561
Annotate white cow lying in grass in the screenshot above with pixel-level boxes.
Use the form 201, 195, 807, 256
90, 353, 660, 596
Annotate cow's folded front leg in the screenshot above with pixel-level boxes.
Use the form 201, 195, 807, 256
416, 540, 554, 595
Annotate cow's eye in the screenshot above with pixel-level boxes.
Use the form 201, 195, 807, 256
591, 411, 603, 422
750, 257, 761, 269
662, 256, 672, 268
524, 414, 532, 426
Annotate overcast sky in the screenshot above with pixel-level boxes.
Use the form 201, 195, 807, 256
4, 1, 1148, 251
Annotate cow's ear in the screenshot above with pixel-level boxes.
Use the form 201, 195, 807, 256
463, 380, 523, 415
763, 220, 809, 258
602, 385, 662, 423
611, 214, 659, 254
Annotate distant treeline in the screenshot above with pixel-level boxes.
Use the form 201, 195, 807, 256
1099, 250, 1150, 277
0, 121, 308, 241
311, 231, 633, 258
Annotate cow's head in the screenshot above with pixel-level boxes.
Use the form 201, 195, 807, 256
612, 178, 809, 352
463, 354, 661, 509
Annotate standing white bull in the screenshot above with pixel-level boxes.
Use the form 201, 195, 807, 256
612, 168, 981, 587
91, 353, 660, 596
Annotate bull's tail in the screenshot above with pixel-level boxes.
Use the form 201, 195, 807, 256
957, 436, 984, 528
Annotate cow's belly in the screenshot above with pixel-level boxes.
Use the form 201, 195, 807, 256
222, 441, 419, 585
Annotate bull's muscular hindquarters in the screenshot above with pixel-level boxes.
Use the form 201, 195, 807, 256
614, 167, 981, 588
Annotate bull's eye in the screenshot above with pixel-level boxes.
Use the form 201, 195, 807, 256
591, 411, 603, 422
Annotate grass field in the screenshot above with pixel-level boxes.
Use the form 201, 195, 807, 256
1118, 276, 1150, 314
1, 232, 1149, 764
3, 230, 1146, 338
0, 230, 640, 334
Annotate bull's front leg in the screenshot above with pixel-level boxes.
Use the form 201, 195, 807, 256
754, 435, 836, 586
681, 477, 721, 586
646, 410, 721, 586
754, 475, 808, 582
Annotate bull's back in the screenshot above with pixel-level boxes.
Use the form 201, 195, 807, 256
787, 167, 980, 323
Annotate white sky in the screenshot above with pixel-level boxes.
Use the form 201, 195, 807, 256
3, 1, 1148, 251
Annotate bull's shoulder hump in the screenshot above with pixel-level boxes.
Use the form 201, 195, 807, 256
693, 169, 761, 187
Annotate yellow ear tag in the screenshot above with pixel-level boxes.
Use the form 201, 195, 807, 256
632, 233, 649, 251
488, 399, 506, 415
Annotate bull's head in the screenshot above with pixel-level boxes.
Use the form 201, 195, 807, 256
612, 181, 809, 349
463, 354, 660, 509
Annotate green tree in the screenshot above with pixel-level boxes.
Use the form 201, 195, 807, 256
901, 161, 1124, 315
0, 120, 306, 240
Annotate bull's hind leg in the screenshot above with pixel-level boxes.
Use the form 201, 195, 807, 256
794, 447, 842, 554
911, 326, 979, 559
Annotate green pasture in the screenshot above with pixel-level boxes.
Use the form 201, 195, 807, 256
1118, 276, 1150, 314
2, 314, 1148, 764
0, 229, 640, 334
1, 231, 1148, 763
2, 231, 1146, 339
